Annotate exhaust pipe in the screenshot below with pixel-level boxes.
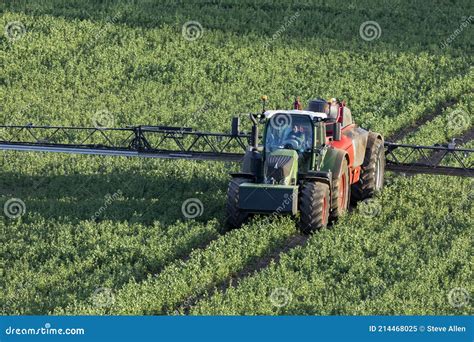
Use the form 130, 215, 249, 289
249, 114, 259, 150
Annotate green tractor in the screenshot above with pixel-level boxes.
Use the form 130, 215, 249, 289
226, 97, 385, 233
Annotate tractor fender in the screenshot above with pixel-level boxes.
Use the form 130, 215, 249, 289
320, 147, 349, 181
366, 131, 384, 149
369, 132, 384, 144
300, 170, 332, 187
349, 128, 383, 167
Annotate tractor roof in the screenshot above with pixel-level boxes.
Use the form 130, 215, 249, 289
263, 110, 327, 121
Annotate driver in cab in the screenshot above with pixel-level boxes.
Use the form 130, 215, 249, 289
285, 124, 305, 147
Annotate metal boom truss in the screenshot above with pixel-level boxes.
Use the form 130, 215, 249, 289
0, 124, 472, 177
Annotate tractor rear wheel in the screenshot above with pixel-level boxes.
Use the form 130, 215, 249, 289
351, 138, 385, 201
225, 177, 249, 230
330, 158, 350, 219
299, 181, 330, 234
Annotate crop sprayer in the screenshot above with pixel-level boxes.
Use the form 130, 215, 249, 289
1, 97, 472, 232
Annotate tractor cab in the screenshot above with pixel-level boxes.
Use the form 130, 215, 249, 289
262, 110, 328, 184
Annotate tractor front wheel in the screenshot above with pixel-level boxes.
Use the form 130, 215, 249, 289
225, 177, 249, 230
299, 181, 330, 234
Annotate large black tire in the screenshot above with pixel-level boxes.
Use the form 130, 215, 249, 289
299, 181, 330, 234
225, 177, 249, 230
351, 138, 385, 202
330, 158, 350, 219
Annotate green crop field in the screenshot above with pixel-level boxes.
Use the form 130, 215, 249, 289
1, 0, 473, 316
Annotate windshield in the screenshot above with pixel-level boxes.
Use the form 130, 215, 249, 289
265, 114, 313, 154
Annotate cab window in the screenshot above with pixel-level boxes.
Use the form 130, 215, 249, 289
265, 114, 313, 154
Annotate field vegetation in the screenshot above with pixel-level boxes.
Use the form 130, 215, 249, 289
1, 0, 472, 315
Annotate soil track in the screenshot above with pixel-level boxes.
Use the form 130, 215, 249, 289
388, 98, 458, 141
180, 234, 309, 314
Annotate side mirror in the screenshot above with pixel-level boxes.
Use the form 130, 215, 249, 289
333, 122, 342, 141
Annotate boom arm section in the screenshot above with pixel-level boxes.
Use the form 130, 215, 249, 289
384, 141, 473, 177
0, 124, 249, 162
0, 124, 473, 177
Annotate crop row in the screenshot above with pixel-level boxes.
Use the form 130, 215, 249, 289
0, 216, 221, 314
57, 217, 297, 314
402, 91, 473, 147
